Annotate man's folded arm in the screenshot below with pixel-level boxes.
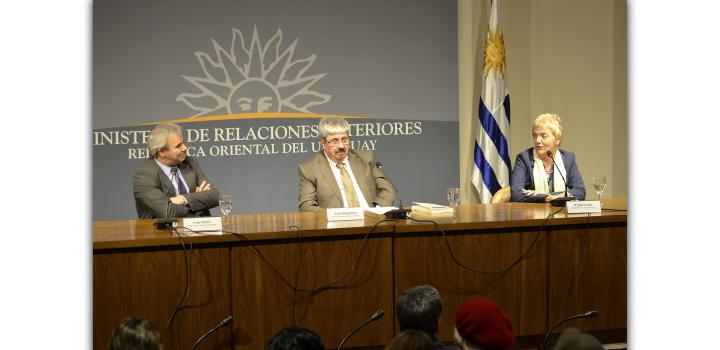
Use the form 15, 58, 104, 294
133, 173, 192, 218
182, 159, 220, 212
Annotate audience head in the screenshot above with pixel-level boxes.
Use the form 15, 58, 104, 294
553, 327, 603, 350
266, 326, 325, 350
395, 285, 443, 337
147, 123, 187, 165
384, 330, 436, 350
453, 298, 514, 350
107, 317, 162, 350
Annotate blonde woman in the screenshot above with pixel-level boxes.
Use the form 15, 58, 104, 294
510, 113, 586, 202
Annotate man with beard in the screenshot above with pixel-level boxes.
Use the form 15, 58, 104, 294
297, 116, 396, 211
133, 123, 219, 218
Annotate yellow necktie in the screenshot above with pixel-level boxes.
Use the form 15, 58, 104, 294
336, 163, 360, 207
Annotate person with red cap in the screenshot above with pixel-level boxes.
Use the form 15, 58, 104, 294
453, 298, 515, 350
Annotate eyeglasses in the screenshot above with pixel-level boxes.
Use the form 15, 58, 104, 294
324, 137, 351, 146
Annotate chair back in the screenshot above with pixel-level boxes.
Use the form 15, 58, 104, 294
490, 187, 511, 203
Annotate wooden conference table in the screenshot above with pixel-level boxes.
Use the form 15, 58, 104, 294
93, 198, 627, 350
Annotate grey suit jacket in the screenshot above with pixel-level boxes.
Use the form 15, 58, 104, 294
133, 156, 219, 219
297, 150, 397, 211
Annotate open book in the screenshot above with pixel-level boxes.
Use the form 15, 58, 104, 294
411, 202, 454, 215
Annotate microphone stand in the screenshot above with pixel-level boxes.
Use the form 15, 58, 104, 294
375, 162, 410, 219
546, 150, 573, 207
337, 309, 384, 350
192, 315, 233, 350
540, 310, 598, 350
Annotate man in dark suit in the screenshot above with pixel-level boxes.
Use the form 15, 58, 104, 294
133, 123, 219, 218
297, 116, 396, 211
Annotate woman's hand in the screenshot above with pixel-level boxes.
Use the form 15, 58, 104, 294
522, 189, 536, 196
544, 194, 558, 202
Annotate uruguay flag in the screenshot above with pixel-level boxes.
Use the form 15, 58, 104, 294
471, 0, 511, 203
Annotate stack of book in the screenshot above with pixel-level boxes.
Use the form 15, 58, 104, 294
410, 202, 454, 216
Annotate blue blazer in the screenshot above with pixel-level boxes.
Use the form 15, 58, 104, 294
510, 148, 586, 202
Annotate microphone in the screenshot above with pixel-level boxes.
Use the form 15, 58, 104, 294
192, 315, 233, 350
375, 162, 410, 219
540, 310, 599, 350
337, 309, 384, 350
545, 150, 574, 207
154, 218, 178, 230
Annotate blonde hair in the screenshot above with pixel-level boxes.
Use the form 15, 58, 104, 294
453, 328, 480, 350
532, 113, 563, 143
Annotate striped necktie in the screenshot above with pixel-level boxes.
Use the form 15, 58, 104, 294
170, 167, 188, 195
336, 163, 360, 207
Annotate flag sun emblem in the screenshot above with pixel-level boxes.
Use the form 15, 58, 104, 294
177, 27, 331, 117
483, 27, 506, 77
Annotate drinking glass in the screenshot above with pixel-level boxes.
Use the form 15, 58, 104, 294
592, 176, 607, 205
447, 187, 460, 218
219, 195, 232, 227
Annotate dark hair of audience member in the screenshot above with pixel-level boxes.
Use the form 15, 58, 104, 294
107, 317, 162, 350
396, 285, 443, 336
553, 327, 603, 350
385, 330, 436, 350
266, 326, 325, 350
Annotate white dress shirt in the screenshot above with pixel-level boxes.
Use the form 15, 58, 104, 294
324, 153, 370, 208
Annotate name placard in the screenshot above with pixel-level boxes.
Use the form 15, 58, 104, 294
326, 219, 366, 229
182, 217, 223, 235
326, 207, 364, 221
565, 201, 602, 214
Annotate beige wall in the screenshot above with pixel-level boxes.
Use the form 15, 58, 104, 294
459, 0, 627, 203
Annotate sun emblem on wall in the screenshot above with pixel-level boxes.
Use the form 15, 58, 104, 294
483, 27, 506, 77
177, 27, 331, 117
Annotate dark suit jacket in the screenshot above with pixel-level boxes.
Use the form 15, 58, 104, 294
297, 150, 397, 211
510, 148, 586, 202
133, 156, 219, 218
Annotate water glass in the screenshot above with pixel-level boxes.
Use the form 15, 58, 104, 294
592, 176, 607, 205
447, 187, 460, 217
219, 195, 232, 227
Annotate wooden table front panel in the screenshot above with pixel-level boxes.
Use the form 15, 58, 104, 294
548, 224, 627, 332
394, 229, 548, 341
94, 247, 232, 350
231, 237, 394, 350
